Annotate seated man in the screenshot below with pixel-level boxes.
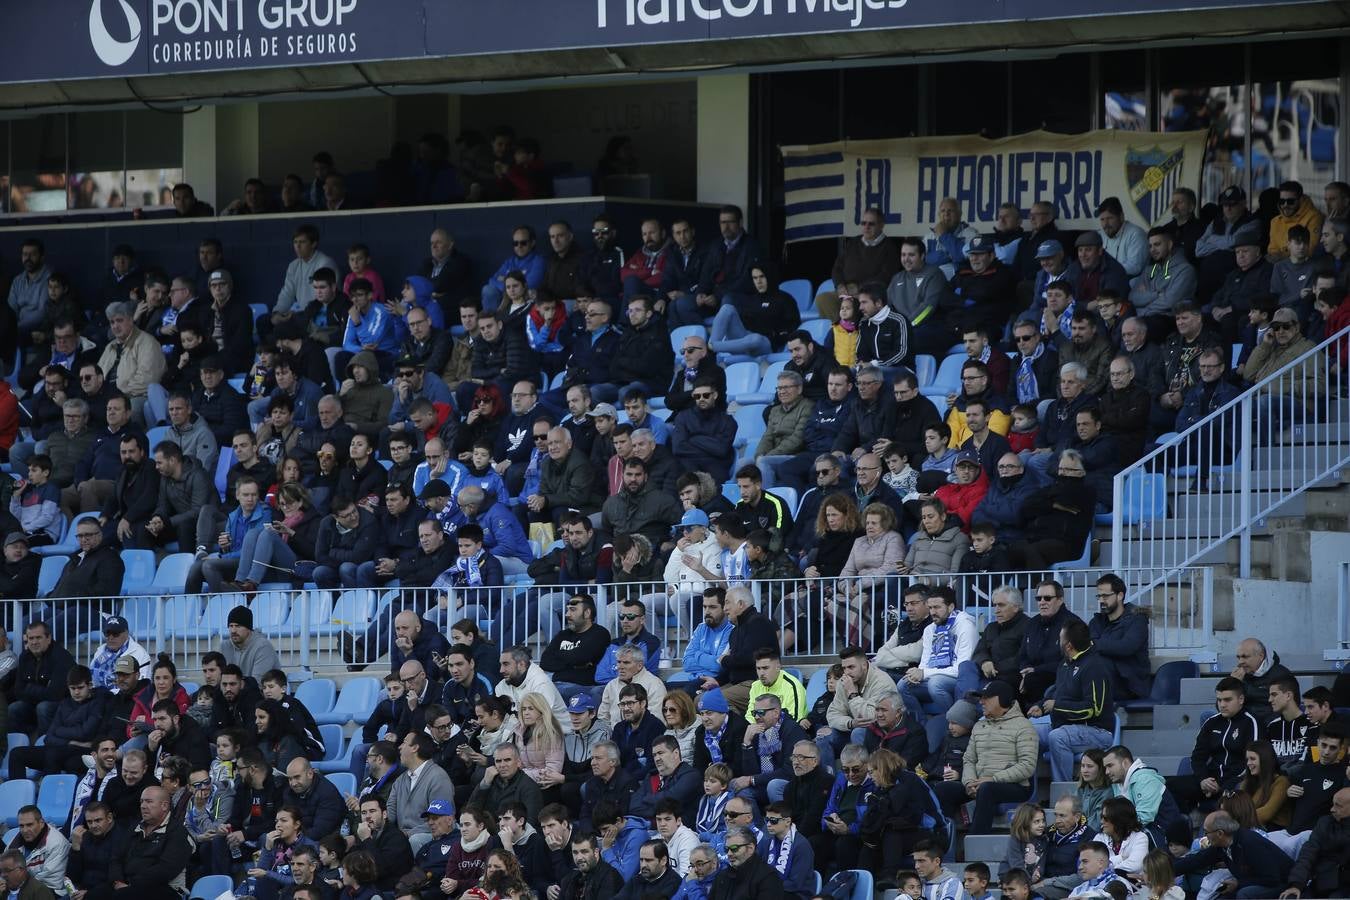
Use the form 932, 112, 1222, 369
1165, 676, 1260, 814
539, 593, 611, 702
482, 226, 548, 308
733, 693, 807, 807
1028, 620, 1116, 783
513, 513, 613, 646
311, 495, 378, 590
138, 441, 216, 551
45, 522, 126, 644
1284, 724, 1349, 836
933, 681, 1038, 834
607, 682, 666, 775
1087, 574, 1150, 702
669, 376, 737, 485
89, 785, 193, 900
628, 734, 701, 823
898, 588, 978, 723
1282, 787, 1350, 899
193, 476, 271, 594
599, 645, 667, 728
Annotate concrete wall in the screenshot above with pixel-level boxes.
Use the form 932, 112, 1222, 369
696, 75, 749, 214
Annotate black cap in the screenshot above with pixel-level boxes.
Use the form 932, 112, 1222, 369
420, 480, 452, 500
273, 319, 306, 341
980, 681, 1016, 708
199, 355, 225, 373
1218, 185, 1246, 204
112, 243, 136, 258
395, 354, 424, 370
966, 234, 995, 255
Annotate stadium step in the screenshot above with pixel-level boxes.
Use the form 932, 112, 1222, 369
1150, 703, 1220, 731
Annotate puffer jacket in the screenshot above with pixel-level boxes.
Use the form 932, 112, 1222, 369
840, 531, 906, 587
971, 469, 1046, 542
601, 483, 683, 546
903, 523, 970, 574
539, 449, 598, 513
962, 701, 1039, 786
756, 397, 815, 457
934, 468, 989, 532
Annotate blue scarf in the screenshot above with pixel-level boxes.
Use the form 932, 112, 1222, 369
703, 720, 727, 763
697, 791, 730, 834
721, 544, 749, 585
929, 619, 955, 669
1016, 342, 1045, 404
757, 724, 783, 774
454, 549, 485, 587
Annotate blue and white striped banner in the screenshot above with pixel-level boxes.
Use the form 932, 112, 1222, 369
781, 129, 1208, 244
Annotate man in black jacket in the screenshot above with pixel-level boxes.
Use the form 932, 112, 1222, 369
88, 786, 194, 900
832, 364, 896, 460
1283, 787, 1350, 899
313, 497, 378, 590
709, 828, 784, 900
67, 801, 130, 894
45, 520, 126, 645
99, 434, 159, 547
348, 516, 452, 666
205, 747, 278, 874
693, 206, 762, 316
699, 586, 780, 716
146, 699, 212, 773
193, 358, 250, 446
1165, 676, 1261, 815
607, 295, 671, 399
1174, 810, 1290, 898
0, 533, 40, 603
783, 739, 834, 840
3, 620, 77, 737
540, 594, 611, 699
355, 796, 415, 890
1027, 619, 1115, 783
664, 333, 726, 413
558, 832, 623, 900
614, 840, 682, 900
1017, 580, 1084, 709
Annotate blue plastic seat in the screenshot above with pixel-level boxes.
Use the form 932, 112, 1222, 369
190, 875, 235, 900
120, 550, 157, 594
815, 278, 835, 298
737, 360, 789, 405
802, 318, 831, 344
326, 771, 358, 796
160, 595, 203, 635
930, 353, 967, 396
151, 553, 196, 593
771, 486, 799, 518
1118, 472, 1168, 526
732, 404, 767, 453
722, 481, 739, 505
315, 676, 381, 726
37, 557, 66, 595
0, 780, 35, 827
723, 362, 760, 399
250, 591, 291, 634
846, 869, 873, 900
316, 723, 345, 763
214, 447, 236, 502
1049, 535, 1093, 572
118, 596, 157, 636
914, 354, 936, 387
0, 735, 29, 779
780, 279, 814, 318
145, 425, 172, 453
1121, 660, 1198, 711
296, 678, 337, 716
226, 376, 246, 393
284, 590, 335, 635
805, 668, 830, 709
669, 324, 707, 356
181, 594, 239, 639
317, 589, 375, 637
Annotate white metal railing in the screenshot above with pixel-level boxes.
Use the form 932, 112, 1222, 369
1329, 561, 1350, 664
7, 566, 1214, 678
1111, 325, 1350, 585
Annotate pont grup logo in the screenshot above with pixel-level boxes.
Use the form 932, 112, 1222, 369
89, 0, 143, 67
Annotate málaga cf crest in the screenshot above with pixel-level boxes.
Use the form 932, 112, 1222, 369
1126, 145, 1186, 226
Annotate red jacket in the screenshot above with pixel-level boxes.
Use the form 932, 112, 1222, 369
0, 381, 16, 452
127, 683, 190, 739
621, 243, 672, 290
935, 468, 990, 533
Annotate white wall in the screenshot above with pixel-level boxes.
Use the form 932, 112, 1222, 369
696, 75, 749, 213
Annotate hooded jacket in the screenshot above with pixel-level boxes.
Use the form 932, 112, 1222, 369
601, 482, 683, 547
341, 351, 394, 435
1268, 195, 1324, 258
903, 523, 970, 575
166, 412, 218, 474
1128, 251, 1197, 317
1111, 758, 1168, 825
963, 701, 1038, 786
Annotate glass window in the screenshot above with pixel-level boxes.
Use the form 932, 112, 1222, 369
1101, 51, 1147, 131
1012, 56, 1091, 135
10, 113, 67, 213
934, 61, 1008, 137
69, 110, 125, 209
125, 109, 184, 209
1251, 38, 1341, 213
1158, 46, 1248, 205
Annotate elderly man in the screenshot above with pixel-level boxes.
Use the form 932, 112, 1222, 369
0, 849, 54, 900
1097, 356, 1151, 467
1240, 307, 1322, 414
469, 741, 544, 825
45, 399, 95, 491
45, 522, 125, 644
1174, 810, 1291, 899
1229, 637, 1292, 725
529, 426, 597, 524
710, 827, 782, 900
96, 302, 166, 421
1282, 787, 1350, 899
734, 693, 809, 806
629, 734, 701, 823
816, 206, 901, 321
600, 644, 667, 727
1063, 231, 1130, 307
694, 586, 778, 716
754, 372, 815, 489
1024, 362, 1095, 477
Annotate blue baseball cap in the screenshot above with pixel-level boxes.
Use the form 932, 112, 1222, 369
672, 508, 709, 534
567, 693, 598, 713
423, 800, 455, 817
1035, 240, 1064, 259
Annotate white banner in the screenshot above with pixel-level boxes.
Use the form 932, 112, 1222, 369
781, 128, 1209, 243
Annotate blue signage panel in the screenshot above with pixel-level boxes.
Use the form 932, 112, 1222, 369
0, 0, 1320, 85
0, 0, 424, 84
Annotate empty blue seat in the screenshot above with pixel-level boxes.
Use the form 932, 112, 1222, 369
771, 486, 799, 517
317, 590, 375, 636
723, 361, 760, 400
737, 360, 789, 405
0, 780, 35, 828
0, 735, 29, 779
296, 678, 337, 716
151, 553, 196, 593
805, 668, 830, 709
214, 447, 236, 502
120, 550, 157, 594
930, 353, 967, 396
181, 594, 238, 639
802, 318, 831, 344
37, 557, 66, 596
326, 771, 358, 796
119, 596, 158, 636
315, 676, 381, 726
914, 354, 936, 387
317, 723, 345, 763
780, 279, 813, 317
190, 875, 235, 900
1121, 660, 1198, 711
721, 481, 739, 504
250, 591, 291, 634
146, 425, 172, 452
1050, 535, 1093, 572
732, 405, 767, 451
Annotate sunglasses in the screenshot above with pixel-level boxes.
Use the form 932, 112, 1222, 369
681, 347, 702, 354
751, 709, 772, 718
396, 370, 416, 378
1278, 197, 1299, 206
512, 240, 532, 247
841, 764, 865, 774
592, 228, 612, 235
534, 434, 550, 441
814, 469, 833, 477
618, 613, 642, 621
691, 392, 714, 400
764, 816, 784, 825
1270, 321, 1295, 331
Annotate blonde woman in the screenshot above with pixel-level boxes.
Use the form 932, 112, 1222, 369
661, 690, 700, 764
834, 502, 906, 643
511, 692, 564, 787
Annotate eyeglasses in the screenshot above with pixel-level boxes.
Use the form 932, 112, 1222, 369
512, 240, 532, 247
1278, 197, 1299, 206
840, 764, 865, 774
1270, 322, 1295, 331
533, 434, 549, 441
584, 311, 606, 318
682, 347, 702, 354
725, 810, 750, 819
691, 392, 714, 400
856, 465, 880, 472
751, 709, 771, 718
396, 370, 416, 378
618, 700, 639, 708
1015, 334, 1037, 343
592, 227, 612, 235
431, 720, 453, 730
191, 779, 212, 789
662, 705, 678, 712
789, 753, 817, 761
814, 469, 834, 477
618, 613, 642, 621
1035, 594, 1059, 601
726, 843, 751, 852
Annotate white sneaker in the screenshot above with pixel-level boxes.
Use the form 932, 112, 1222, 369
194, 546, 209, 560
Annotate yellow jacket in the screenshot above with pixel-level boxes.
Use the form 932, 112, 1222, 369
1268, 196, 1324, 258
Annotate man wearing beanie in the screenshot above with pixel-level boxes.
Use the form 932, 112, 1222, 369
219, 604, 281, 682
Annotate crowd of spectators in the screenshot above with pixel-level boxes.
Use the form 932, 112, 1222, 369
0, 172, 1348, 900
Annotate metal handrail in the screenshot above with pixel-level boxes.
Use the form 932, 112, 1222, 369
1110, 324, 1350, 587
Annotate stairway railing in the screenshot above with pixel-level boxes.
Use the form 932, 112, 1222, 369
1111, 324, 1350, 587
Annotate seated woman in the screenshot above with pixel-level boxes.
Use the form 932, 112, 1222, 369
241, 805, 319, 900
1093, 796, 1148, 878
224, 482, 322, 593
709, 264, 800, 359
512, 692, 564, 796
858, 747, 947, 882
661, 691, 699, 765
897, 498, 970, 576
255, 698, 306, 773
125, 656, 190, 750
796, 492, 862, 653
833, 502, 905, 649
1238, 739, 1291, 831
440, 806, 501, 898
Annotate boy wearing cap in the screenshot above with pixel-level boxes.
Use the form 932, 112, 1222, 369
89, 616, 152, 690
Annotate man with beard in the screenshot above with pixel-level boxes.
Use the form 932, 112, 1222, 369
1129, 227, 1197, 328
887, 237, 956, 357
621, 218, 672, 303
97, 434, 158, 546
1087, 574, 1150, 702
774, 368, 853, 494
671, 378, 737, 485
559, 832, 623, 900
944, 360, 1011, 449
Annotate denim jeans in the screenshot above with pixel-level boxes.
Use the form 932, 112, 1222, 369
1033, 718, 1114, 782
710, 305, 771, 356
235, 527, 299, 584
898, 674, 958, 724
667, 292, 710, 327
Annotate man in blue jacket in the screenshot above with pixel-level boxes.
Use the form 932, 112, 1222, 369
758, 801, 816, 900
281, 757, 347, 841
194, 476, 271, 594
679, 588, 734, 685
1028, 619, 1116, 782
1088, 574, 1151, 701
972, 453, 1046, 543
483, 225, 548, 308
593, 800, 649, 880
